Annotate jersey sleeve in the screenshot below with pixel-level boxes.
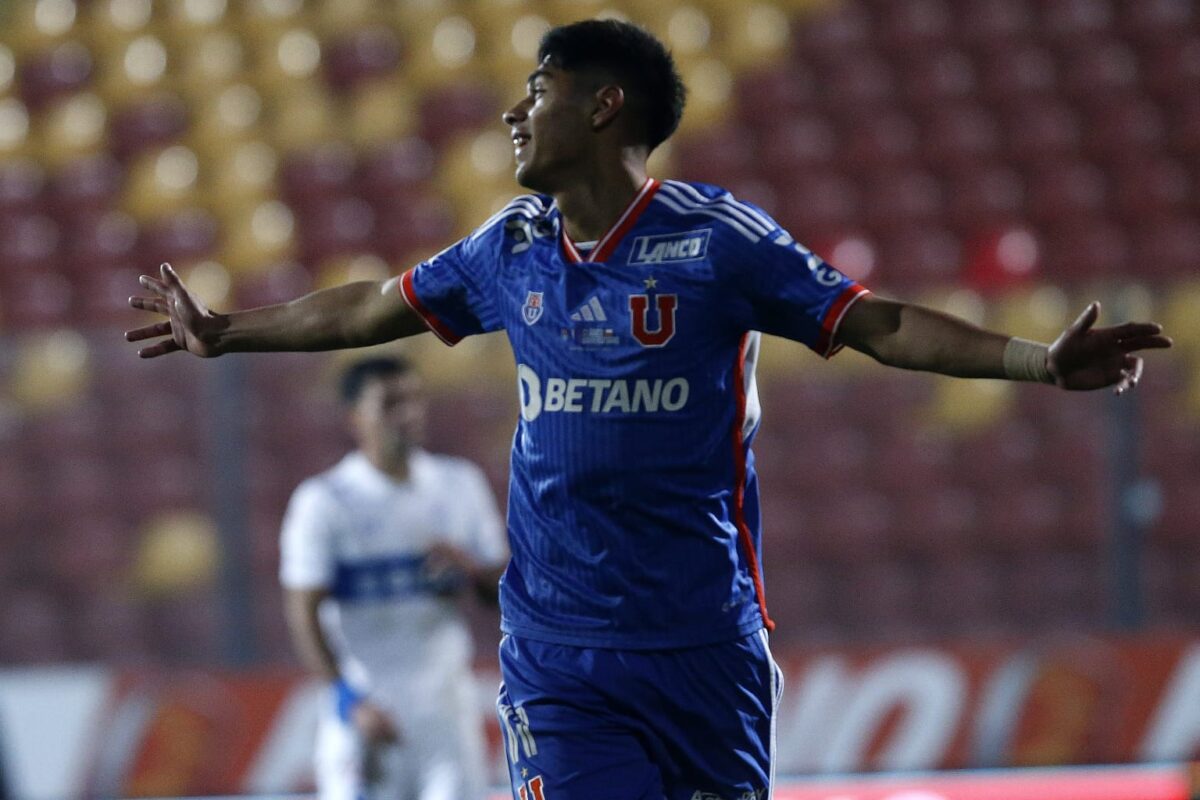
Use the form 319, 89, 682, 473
396, 218, 507, 346
723, 218, 870, 358
279, 479, 338, 590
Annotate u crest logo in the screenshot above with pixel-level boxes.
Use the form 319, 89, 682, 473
628, 294, 678, 347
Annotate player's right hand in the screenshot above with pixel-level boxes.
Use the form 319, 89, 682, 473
353, 700, 401, 745
126, 262, 224, 358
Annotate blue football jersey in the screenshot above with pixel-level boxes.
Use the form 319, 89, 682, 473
400, 178, 869, 649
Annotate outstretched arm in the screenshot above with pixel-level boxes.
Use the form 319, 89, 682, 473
126, 263, 427, 358
838, 295, 1172, 394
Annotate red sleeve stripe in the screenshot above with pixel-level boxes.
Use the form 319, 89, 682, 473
731, 332, 775, 633
816, 284, 870, 359
398, 268, 462, 346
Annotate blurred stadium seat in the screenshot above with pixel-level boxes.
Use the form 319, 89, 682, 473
0, 0, 1196, 670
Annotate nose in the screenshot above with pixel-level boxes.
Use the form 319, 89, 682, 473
503, 98, 530, 126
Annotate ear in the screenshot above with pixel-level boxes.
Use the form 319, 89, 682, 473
590, 84, 625, 131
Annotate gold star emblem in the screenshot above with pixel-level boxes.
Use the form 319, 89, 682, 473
643, 276, 658, 289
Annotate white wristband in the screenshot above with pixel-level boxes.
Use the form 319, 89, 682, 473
1003, 337, 1053, 383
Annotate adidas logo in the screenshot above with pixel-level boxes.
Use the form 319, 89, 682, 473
570, 296, 608, 322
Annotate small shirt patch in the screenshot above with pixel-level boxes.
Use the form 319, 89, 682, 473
628, 229, 711, 265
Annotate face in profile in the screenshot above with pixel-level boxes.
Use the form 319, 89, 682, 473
349, 372, 426, 456
504, 61, 595, 193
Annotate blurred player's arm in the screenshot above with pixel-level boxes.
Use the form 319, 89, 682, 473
283, 587, 399, 743
126, 263, 426, 358
837, 295, 1171, 394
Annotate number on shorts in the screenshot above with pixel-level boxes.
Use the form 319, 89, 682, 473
517, 775, 545, 800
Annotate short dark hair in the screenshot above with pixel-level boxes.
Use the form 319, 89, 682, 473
339, 355, 414, 404
538, 19, 686, 151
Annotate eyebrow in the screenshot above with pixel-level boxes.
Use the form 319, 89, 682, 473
526, 69, 551, 89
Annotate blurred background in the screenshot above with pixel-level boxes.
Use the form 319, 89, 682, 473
0, 0, 1198, 797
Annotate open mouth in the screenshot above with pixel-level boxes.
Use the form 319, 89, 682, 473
512, 133, 531, 151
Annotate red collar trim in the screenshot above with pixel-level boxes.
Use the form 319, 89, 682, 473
560, 178, 660, 264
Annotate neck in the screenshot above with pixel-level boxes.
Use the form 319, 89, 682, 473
363, 445, 411, 481
553, 150, 648, 243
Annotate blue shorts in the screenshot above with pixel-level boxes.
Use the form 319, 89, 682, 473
496, 629, 784, 800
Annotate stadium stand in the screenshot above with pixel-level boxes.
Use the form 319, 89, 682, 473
0, 0, 1197, 665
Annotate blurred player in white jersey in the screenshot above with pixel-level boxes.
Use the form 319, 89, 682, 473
279, 355, 507, 800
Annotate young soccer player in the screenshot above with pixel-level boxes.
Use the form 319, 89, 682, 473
128, 20, 1171, 800
280, 356, 505, 800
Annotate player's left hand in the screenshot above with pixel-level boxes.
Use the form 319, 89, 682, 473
1047, 302, 1172, 395
423, 543, 476, 597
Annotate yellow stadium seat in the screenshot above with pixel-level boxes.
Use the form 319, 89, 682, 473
4, 0, 79, 58
94, 33, 170, 106
84, 0, 153, 45
187, 82, 265, 157
675, 57, 733, 133
315, 253, 390, 290
266, 84, 344, 152
994, 286, 1072, 344
312, 0, 384, 37
1162, 280, 1200, 355
120, 144, 201, 221
0, 45, 17, 95
217, 198, 296, 274
347, 76, 418, 150
245, 26, 323, 94
400, 14, 489, 90
10, 329, 91, 411
34, 91, 107, 169
173, 30, 246, 100
540, 0, 614, 26
0, 97, 33, 158
710, 2, 793, 70
201, 139, 279, 209
133, 511, 219, 595
157, 0, 229, 49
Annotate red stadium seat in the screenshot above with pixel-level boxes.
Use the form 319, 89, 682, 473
71, 591, 155, 664
279, 142, 358, 205
1040, 218, 1131, 282
878, 0, 954, 54
841, 561, 925, 641
920, 105, 1003, 170
417, 84, 501, 150
1110, 158, 1191, 223
794, 2, 874, 64
234, 260, 315, 308
1059, 40, 1142, 106
1080, 94, 1167, 163
322, 26, 402, 93
863, 168, 944, 233
943, 164, 1026, 231
1003, 552, 1105, 631
0, 589, 71, 663
822, 55, 896, 116
137, 208, 220, 267
107, 95, 189, 163
673, 124, 758, 190
0, 159, 46, 217
1119, 0, 1195, 46
774, 172, 861, 236
756, 115, 838, 180
1039, 0, 1116, 45
840, 110, 920, 174
1004, 100, 1083, 167
17, 41, 94, 113
1142, 36, 1200, 102
358, 136, 437, 200
47, 154, 123, 219
876, 226, 963, 287
921, 557, 1007, 635
733, 66, 818, 130
1130, 214, 1200, 281
0, 269, 73, 328
295, 195, 377, 264
979, 45, 1058, 106
957, 0, 1036, 49
1026, 161, 1107, 224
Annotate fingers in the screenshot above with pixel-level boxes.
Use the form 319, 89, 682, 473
125, 320, 172, 342
1114, 355, 1144, 395
1116, 334, 1174, 352
139, 274, 169, 296
137, 339, 182, 359
159, 262, 183, 287
1068, 301, 1100, 336
129, 295, 168, 314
